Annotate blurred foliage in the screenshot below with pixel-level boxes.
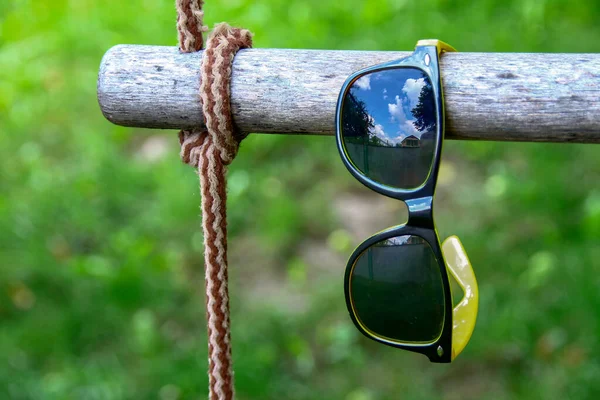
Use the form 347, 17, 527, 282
1, 0, 600, 399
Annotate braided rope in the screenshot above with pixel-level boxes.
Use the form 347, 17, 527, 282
176, 0, 208, 52
176, 2, 252, 399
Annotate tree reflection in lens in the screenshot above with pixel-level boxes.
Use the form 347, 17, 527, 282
342, 68, 438, 190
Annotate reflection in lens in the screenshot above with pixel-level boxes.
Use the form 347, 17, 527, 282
350, 235, 445, 343
341, 68, 437, 189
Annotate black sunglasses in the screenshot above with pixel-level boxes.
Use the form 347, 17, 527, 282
335, 40, 478, 363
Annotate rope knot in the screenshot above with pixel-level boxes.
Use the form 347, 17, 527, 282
179, 23, 253, 167
178, 129, 207, 167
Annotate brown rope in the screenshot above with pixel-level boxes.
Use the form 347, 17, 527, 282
176, 1, 252, 399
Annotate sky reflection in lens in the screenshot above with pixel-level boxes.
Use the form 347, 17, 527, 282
342, 68, 437, 189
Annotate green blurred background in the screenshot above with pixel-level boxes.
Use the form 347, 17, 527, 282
1, 0, 600, 399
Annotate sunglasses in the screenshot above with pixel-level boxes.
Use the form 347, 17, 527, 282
335, 40, 479, 363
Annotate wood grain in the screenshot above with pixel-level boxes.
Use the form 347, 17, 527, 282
98, 45, 600, 143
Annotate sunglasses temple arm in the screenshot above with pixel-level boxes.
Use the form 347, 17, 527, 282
415, 39, 457, 55
442, 235, 479, 361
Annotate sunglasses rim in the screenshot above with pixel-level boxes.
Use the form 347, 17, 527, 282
343, 224, 453, 363
335, 45, 445, 202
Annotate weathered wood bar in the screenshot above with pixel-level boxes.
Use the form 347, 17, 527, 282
98, 45, 600, 143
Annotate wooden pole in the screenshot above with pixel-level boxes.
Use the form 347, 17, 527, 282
97, 45, 600, 143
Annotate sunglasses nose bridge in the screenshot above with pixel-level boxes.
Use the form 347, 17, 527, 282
405, 196, 434, 229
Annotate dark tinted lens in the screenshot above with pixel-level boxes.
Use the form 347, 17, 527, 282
341, 68, 437, 189
349, 235, 445, 343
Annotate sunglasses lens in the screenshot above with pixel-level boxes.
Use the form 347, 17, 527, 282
341, 68, 437, 190
349, 235, 445, 343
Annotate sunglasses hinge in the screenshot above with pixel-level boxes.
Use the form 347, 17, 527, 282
405, 196, 434, 229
